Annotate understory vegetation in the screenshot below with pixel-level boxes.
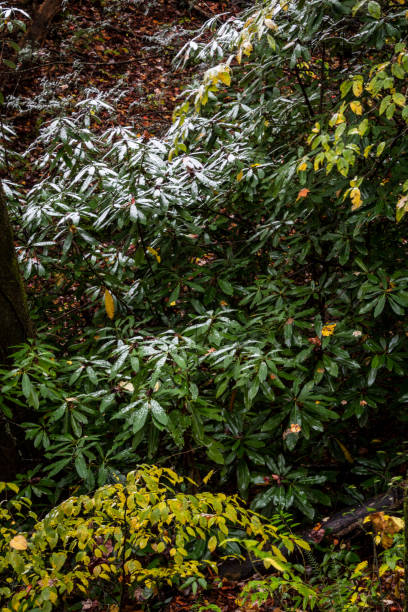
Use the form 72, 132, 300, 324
0, 0, 408, 609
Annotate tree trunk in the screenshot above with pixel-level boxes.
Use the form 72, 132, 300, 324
21, 0, 62, 47
0, 180, 32, 479
0, 182, 31, 359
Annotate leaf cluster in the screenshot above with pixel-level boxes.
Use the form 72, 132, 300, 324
0, 465, 304, 611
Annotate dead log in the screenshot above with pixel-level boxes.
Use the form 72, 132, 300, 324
219, 488, 402, 580
304, 488, 402, 543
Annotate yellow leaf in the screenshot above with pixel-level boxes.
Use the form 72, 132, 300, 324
350, 187, 362, 210
104, 289, 115, 320
376, 142, 386, 157
218, 68, 231, 86
294, 538, 310, 550
379, 563, 389, 577
387, 515, 404, 533
314, 153, 324, 171
353, 80, 363, 97
297, 161, 308, 172
208, 535, 217, 552
353, 560, 368, 574
9, 535, 28, 550
203, 470, 215, 485
147, 246, 161, 263
368, 512, 404, 548
321, 323, 336, 336
157, 541, 166, 553
336, 438, 354, 463
263, 557, 286, 572
330, 113, 345, 126
242, 41, 253, 56
350, 101, 363, 115
236, 169, 244, 182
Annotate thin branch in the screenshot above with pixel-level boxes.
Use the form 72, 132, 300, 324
1, 55, 161, 75
319, 43, 326, 115
294, 65, 314, 119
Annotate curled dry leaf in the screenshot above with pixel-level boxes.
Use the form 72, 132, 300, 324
368, 512, 404, 549
9, 534, 28, 550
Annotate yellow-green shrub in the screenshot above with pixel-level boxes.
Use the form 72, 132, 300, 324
0, 465, 304, 611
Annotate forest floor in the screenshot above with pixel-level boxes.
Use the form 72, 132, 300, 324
8, 0, 240, 147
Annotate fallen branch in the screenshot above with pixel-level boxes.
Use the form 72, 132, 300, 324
305, 488, 402, 542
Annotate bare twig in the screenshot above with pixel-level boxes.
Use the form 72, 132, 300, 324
294, 65, 314, 119
319, 43, 326, 115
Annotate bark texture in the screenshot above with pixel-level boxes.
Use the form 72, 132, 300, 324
0, 182, 31, 360
0, 180, 32, 479
21, 0, 62, 47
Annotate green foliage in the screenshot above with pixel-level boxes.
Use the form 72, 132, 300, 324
2, 0, 408, 519
0, 2, 27, 71
0, 465, 304, 611
238, 522, 405, 611
237, 573, 318, 610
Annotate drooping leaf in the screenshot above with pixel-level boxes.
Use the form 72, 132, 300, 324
104, 289, 115, 320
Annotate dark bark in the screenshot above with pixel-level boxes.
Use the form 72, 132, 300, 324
19, 0, 62, 48
0, 180, 32, 479
0, 183, 31, 360
305, 488, 402, 541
